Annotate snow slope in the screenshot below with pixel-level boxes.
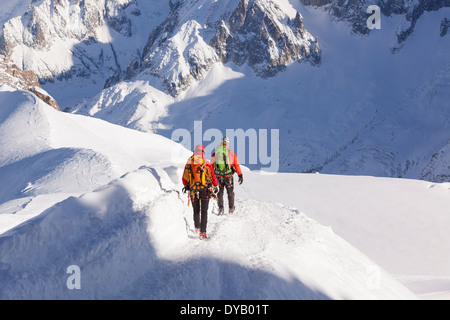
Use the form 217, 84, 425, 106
0, 83, 188, 233
240, 171, 450, 299
0, 86, 416, 299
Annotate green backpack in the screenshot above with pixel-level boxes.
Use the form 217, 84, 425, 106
214, 145, 232, 175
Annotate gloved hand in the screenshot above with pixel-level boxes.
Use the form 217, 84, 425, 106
238, 174, 243, 185
182, 185, 190, 193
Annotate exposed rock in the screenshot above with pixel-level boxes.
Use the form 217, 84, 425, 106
0, 56, 40, 88
0, 0, 320, 97
141, 0, 321, 96
441, 17, 450, 37
0, 55, 59, 110
210, 1, 321, 77
0, 0, 136, 87
28, 86, 60, 110
300, 0, 331, 6
300, 0, 450, 45
420, 144, 450, 183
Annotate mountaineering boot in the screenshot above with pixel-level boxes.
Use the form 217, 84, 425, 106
229, 207, 235, 214
199, 233, 207, 240
218, 207, 224, 215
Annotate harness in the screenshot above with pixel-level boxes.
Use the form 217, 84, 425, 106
217, 174, 233, 189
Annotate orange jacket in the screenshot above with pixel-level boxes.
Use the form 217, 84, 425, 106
211, 145, 242, 176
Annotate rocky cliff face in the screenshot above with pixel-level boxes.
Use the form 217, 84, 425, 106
140, 0, 321, 96
0, 55, 40, 89
0, 0, 149, 88
420, 141, 450, 183
390, 0, 450, 47
0, 0, 320, 98
0, 55, 59, 110
210, 0, 321, 77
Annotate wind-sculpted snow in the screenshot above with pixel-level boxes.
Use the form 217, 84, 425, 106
0, 168, 163, 299
0, 87, 417, 299
0, 147, 113, 204
0, 85, 189, 232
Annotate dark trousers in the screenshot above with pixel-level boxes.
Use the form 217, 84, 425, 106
191, 189, 210, 233
217, 176, 235, 209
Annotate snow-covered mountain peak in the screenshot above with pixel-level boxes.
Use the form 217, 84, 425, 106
0, 0, 320, 97
0, 0, 170, 92
140, 0, 321, 95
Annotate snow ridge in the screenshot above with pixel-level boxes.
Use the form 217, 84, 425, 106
0, 88, 417, 299
0, 165, 416, 299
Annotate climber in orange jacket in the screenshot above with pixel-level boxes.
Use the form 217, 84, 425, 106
182, 144, 218, 240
